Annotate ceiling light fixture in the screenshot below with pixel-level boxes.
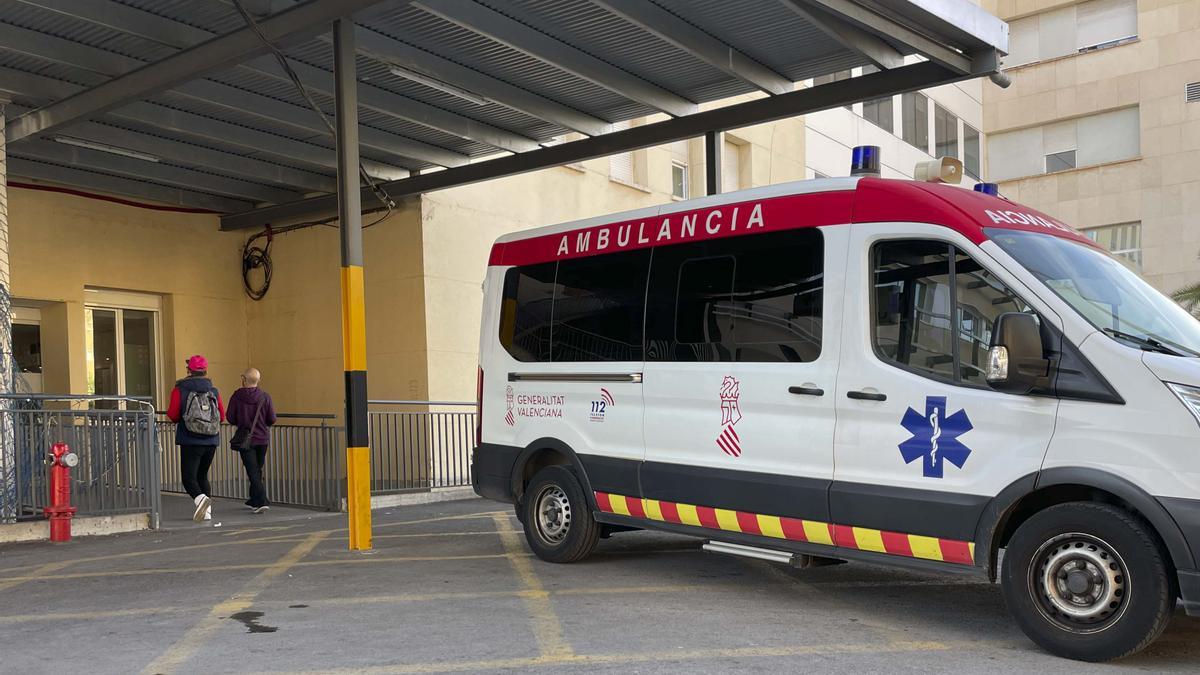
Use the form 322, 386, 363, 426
388, 66, 491, 106
53, 136, 160, 163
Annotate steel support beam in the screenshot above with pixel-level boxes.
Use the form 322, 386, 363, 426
326, 27, 611, 137
13, 139, 302, 204
592, 0, 792, 95
334, 20, 372, 552
779, 0, 905, 70
222, 60, 967, 229
801, 0, 974, 74
9, 1, 535, 155
5, 0, 389, 142
415, 0, 698, 118
705, 130, 722, 196
0, 21, 464, 169
9, 157, 253, 212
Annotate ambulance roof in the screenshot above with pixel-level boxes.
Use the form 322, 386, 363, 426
488, 177, 1097, 267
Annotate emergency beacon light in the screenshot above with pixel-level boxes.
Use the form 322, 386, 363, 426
850, 145, 881, 177
974, 182, 1000, 196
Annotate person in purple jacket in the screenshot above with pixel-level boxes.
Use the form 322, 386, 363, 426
226, 368, 277, 513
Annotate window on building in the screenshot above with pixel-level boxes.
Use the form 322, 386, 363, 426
963, 125, 981, 179
83, 289, 162, 407
1006, 0, 1137, 67
934, 104, 958, 158
1045, 150, 1077, 173
671, 161, 688, 199
610, 152, 634, 184
1085, 222, 1142, 270
859, 65, 894, 132
872, 240, 1035, 385
987, 107, 1139, 181
646, 229, 824, 362
902, 92, 929, 153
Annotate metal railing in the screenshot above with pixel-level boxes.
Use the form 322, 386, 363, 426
1, 395, 161, 526
368, 401, 476, 492
157, 413, 341, 510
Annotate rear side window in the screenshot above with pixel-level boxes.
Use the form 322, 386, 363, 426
498, 250, 650, 362
872, 240, 1036, 385
499, 262, 556, 362
646, 229, 824, 362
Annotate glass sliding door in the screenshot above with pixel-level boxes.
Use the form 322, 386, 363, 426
84, 290, 162, 407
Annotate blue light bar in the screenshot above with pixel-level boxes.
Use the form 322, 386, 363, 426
850, 145, 881, 177
973, 182, 1000, 196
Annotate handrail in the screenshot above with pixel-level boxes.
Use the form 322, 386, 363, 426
368, 400, 475, 407
153, 411, 336, 420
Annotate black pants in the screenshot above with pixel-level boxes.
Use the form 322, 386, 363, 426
239, 445, 269, 508
180, 444, 216, 499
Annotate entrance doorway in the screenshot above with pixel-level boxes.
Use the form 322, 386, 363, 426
84, 290, 162, 406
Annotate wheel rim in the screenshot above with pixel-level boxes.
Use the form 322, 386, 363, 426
1028, 532, 1129, 634
533, 484, 571, 546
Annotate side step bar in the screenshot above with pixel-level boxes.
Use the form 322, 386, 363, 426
702, 540, 795, 565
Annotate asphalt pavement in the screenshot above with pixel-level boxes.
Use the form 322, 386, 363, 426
1, 497, 1198, 674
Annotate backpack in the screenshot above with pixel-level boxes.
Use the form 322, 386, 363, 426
183, 389, 221, 436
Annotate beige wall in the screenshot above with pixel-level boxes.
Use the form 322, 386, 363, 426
7, 186, 248, 403
244, 199, 429, 415
982, 0, 1200, 292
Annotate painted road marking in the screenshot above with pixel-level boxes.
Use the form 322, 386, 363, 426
140, 531, 330, 675
492, 513, 573, 660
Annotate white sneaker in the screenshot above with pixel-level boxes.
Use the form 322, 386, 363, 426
203, 505, 212, 521
251, 505, 270, 514
193, 494, 212, 522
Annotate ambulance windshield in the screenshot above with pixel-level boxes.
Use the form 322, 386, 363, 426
987, 228, 1200, 357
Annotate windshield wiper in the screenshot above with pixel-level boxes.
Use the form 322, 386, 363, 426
1102, 328, 1198, 357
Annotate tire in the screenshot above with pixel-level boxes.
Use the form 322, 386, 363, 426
520, 465, 600, 563
1001, 502, 1173, 662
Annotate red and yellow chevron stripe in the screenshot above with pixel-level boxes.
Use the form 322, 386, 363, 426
594, 491, 975, 565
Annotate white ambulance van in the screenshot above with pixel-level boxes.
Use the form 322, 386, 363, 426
472, 171, 1200, 662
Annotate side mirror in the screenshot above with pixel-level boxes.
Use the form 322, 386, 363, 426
987, 312, 1051, 395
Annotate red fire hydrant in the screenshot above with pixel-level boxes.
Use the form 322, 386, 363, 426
45, 443, 79, 543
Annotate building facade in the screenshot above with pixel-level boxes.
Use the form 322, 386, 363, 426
982, 0, 1200, 294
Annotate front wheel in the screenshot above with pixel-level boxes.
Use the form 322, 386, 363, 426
1001, 502, 1173, 662
520, 465, 600, 563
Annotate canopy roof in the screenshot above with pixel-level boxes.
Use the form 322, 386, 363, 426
0, 0, 1008, 230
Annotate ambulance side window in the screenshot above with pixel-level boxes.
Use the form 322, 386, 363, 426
500, 262, 557, 362
551, 250, 651, 362
872, 240, 1036, 386
646, 228, 824, 362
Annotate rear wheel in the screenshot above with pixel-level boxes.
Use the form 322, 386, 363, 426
1001, 502, 1172, 661
520, 465, 600, 563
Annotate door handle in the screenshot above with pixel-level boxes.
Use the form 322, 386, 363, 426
847, 390, 887, 401
788, 386, 825, 397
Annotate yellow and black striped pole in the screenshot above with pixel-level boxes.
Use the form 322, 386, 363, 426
334, 19, 371, 551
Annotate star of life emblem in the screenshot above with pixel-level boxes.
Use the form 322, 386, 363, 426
899, 396, 973, 478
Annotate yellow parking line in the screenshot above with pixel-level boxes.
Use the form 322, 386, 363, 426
261, 638, 1014, 674
491, 513, 574, 660
0, 584, 717, 625
0, 561, 71, 593
140, 531, 330, 675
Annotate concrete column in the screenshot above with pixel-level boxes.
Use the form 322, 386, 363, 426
705, 130, 722, 195
0, 99, 14, 523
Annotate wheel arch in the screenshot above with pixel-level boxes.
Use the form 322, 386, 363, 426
976, 468, 1194, 580
508, 437, 596, 509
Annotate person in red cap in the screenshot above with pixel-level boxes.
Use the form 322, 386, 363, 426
166, 355, 225, 522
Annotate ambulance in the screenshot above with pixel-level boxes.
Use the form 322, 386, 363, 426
471, 150, 1200, 661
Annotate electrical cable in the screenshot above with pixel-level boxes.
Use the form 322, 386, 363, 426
231, 0, 399, 301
